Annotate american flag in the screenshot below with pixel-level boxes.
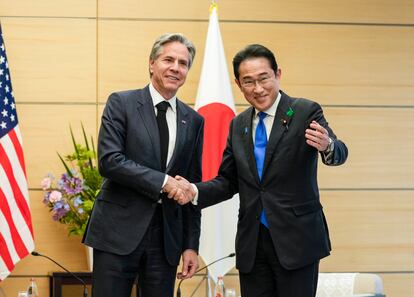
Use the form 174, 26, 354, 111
0, 24, 34, 281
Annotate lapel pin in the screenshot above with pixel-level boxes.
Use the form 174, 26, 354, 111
281, 107, 294, 131
281, 119, 289, 130
181, 120, 186, 124
244, 127, 248, 134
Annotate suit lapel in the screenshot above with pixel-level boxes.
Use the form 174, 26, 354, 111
136, 86, 162, 170
240, 107, 260, 182
262, 93, 293, 179
166, 99, 188, 172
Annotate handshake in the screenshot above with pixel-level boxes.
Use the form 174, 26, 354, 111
162, 175, 196, 205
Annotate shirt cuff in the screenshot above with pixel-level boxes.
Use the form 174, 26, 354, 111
191, 184, 199, 205
161, 174, 168, 193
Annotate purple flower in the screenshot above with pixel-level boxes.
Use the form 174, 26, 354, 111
52, 201, 70, 220
60, 173, 83, 195
43, 192, 51, 205
73, 196, 83, 207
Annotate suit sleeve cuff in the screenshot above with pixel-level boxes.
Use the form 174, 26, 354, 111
191, 184, 199, 205
322, 142, 335, 164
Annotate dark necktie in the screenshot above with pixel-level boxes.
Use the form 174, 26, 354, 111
156, 101, 170, 172
254, 111, 269, 228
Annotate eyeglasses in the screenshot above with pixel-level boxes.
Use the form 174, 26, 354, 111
240, 76, 274, 89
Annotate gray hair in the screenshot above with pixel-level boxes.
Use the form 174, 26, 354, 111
149, 33, 196, 70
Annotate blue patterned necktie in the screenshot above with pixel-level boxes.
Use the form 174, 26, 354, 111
254, 111, 269, 228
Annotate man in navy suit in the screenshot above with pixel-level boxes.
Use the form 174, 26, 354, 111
83, 33, 204, 297
171, 44, 348, 297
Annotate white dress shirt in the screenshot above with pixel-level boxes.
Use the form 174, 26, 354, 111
252, 92, 281, 142
149, 83, 177, 188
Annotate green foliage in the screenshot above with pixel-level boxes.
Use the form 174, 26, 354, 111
41, 124, 102, 236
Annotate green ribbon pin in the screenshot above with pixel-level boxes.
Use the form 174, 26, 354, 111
286, 107, 294, 117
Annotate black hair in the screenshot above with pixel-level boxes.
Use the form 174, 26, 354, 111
232, 44, 278, 80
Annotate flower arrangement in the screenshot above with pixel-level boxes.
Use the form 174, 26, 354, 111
41, 125, 102, 236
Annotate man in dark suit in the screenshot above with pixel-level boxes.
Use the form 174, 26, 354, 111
83, 33, 204, 297
170, 44, 348, 297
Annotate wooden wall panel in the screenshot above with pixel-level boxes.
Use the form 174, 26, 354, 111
0, 0, 96, 17
97, 20, 209, 104
99, 0, 414, 24
320, 190, 414, 272
1, 18, 96, 103
1, 0, 413, 296
380, 274, 414, 297
98, 21, 414, 106
318, 107, 414, 188
216, 23, 414, 106
18, 105, 97, 189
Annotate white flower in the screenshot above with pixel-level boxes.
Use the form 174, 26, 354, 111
40, 177, 52, 190
49, 191, 62, 203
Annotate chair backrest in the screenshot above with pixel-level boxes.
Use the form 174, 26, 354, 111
316, 273, 385, 297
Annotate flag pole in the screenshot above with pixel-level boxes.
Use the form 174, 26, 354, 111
196, 0, 238, 284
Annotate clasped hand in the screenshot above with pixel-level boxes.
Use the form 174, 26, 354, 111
162, 175, 195, 205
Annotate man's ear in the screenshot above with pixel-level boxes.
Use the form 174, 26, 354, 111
275, 68, 282, 79
235, 78, 241, 89
149, 59, 154, 76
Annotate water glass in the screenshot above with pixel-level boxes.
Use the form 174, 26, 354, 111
225, 288, 236, 297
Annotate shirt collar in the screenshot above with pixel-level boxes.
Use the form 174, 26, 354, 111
255, 91, 281, 117
149, 83, 177, 113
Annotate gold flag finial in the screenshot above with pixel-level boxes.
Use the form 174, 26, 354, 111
209, 1, 218, 14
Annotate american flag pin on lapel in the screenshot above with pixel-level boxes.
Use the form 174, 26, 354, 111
244, 127, 248, 134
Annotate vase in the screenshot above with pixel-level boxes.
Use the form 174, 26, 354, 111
85, 246, 93, 271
